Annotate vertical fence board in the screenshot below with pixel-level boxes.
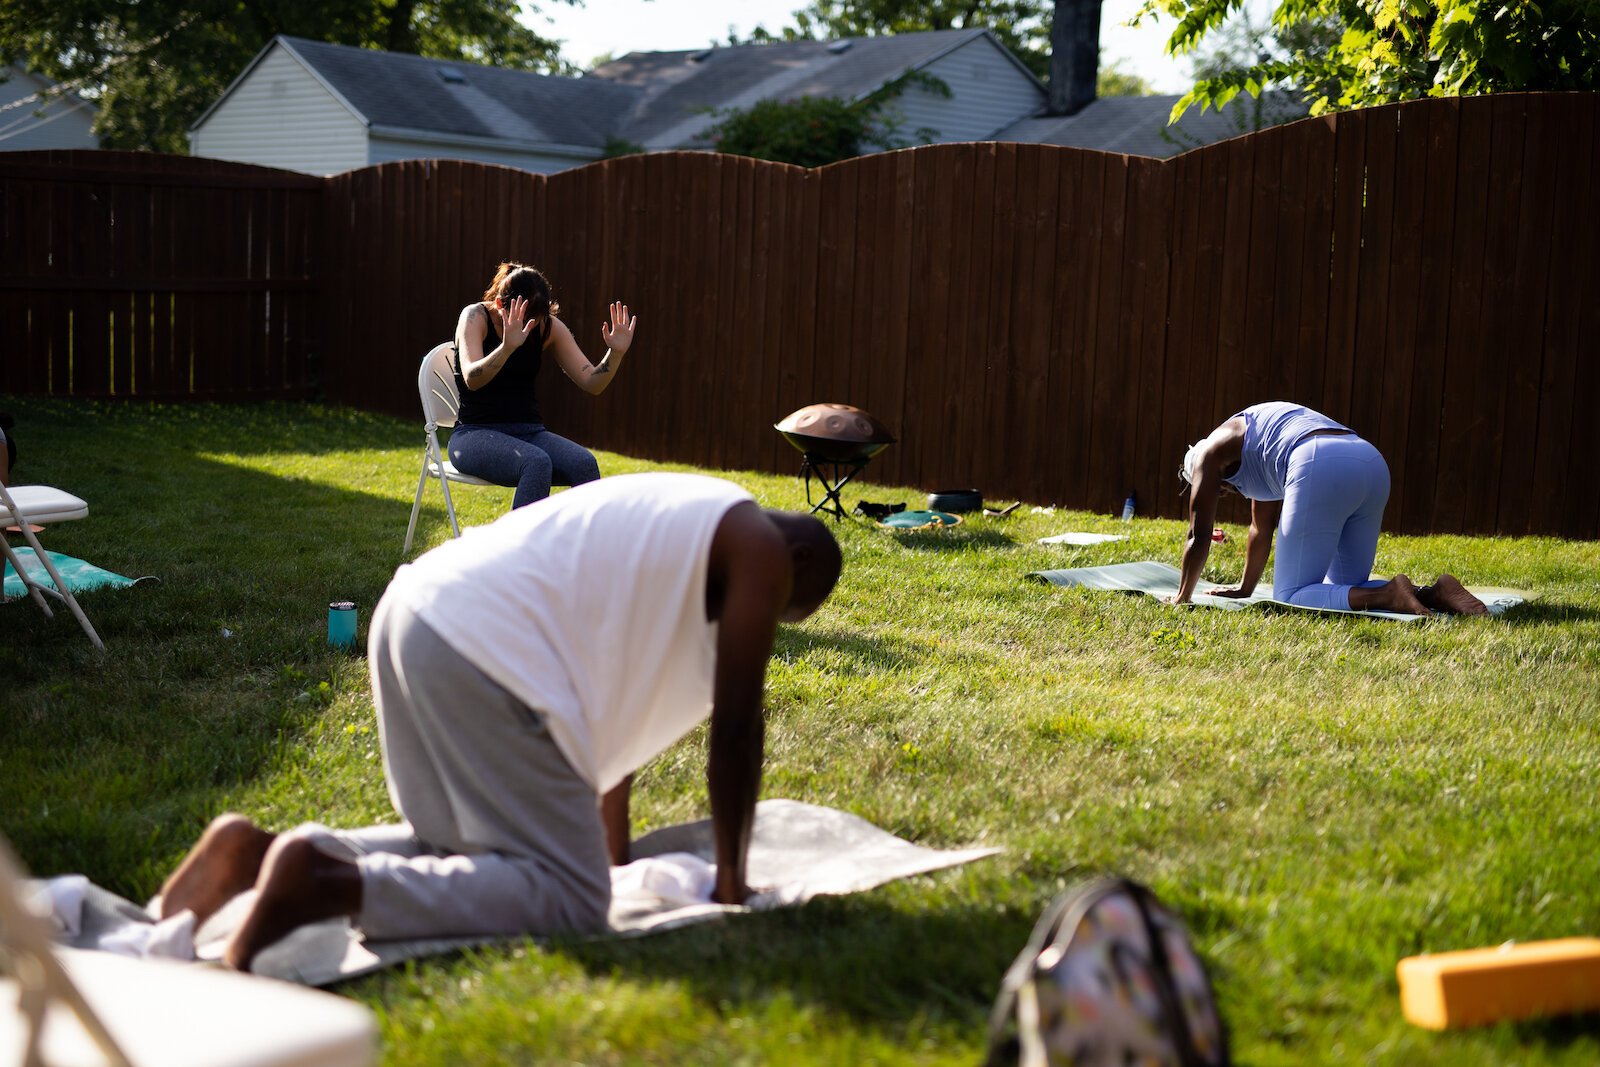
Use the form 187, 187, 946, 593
911, 148, 955, 491
877, 150, 916, 488
1374, 103, 1431, 532
1401, 100, 1460, 533
1159, 151, 1203, 510
1132, 157, 1176, 518
1085, 154, 1131, 515
1494, 97, 1558, 535
1291, 116, 1337, 410
1322, 109, 1368, 424
1535, 96, 1595, 537
1014, 146, 1059, 503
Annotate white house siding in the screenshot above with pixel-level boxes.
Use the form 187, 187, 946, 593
366, 134, 596, 174
190, 45, 366, 176
888, 36, 1043, 145
0, 66, 98, 151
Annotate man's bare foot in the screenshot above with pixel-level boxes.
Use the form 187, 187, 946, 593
1350, 574, 1432, 615
159, 813, 276, 926
222, 833, 362, 972
1417, 573, 1489, 616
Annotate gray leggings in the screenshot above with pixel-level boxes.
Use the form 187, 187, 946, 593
311, 597, 611, 940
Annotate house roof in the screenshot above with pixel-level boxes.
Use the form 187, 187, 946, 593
591, 28, 1035, 149
993, 91, 1309, 159
192, 36, 642, 149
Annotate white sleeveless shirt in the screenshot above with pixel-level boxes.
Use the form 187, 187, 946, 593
383, 473, 753, 792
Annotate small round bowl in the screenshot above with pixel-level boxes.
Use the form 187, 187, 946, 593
926, 488, 982, 514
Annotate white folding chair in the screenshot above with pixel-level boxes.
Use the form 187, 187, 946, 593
1, 481, 104, 650
403, 343, 496, 555
0, 831, 376, 1067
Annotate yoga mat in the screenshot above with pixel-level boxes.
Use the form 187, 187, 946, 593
1037, 532, 1126, 546
3, 548, 140, 599
53, 800, 1000, 987
1026, 561, 1529, 622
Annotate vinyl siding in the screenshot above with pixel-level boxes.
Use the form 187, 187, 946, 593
366, 134, 598, 174
190, 45, 367, 176
886, 36, 1043, 145
0, 67, 98, 151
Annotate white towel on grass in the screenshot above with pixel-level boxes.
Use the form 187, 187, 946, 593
47, 800, 1000, 986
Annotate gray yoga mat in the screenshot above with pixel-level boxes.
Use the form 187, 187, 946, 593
60, 800, 1000, 987
1026, 560, 1529, 622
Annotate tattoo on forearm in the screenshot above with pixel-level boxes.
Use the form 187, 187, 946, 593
594, 354, 613, 375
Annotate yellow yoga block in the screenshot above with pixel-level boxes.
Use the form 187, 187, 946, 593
1398, 938, 1600, 1029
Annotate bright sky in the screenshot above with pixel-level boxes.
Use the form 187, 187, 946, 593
526, 0, 1197, 93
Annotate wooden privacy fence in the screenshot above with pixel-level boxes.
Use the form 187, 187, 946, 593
5, 93, 1599, 538
0, 151, 321, 399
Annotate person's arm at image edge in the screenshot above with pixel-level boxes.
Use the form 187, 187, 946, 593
704, 505, 790, 905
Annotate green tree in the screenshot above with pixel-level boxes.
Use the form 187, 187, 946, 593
0, 0, 573, 153
701, 72, 948, 166
1097, 57, 1156, 96
1139, 0, 1600, 121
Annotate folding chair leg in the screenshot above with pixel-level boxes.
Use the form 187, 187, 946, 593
404, 454, 431, 554
439, 474, 462, 538
2, 537, 56, 618
4, 530, 104, 649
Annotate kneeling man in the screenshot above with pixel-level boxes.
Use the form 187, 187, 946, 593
160, 473, 842, 970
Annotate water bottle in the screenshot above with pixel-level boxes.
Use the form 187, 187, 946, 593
328, 600, 358, 650
1121, 491, 1136, 522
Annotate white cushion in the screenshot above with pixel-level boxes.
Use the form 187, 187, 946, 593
0, 947, 375, 1067
3, 485, 89, 525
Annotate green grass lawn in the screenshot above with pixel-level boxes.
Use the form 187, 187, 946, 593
4, 398, 1599, 1065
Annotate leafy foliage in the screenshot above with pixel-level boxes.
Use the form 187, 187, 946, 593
1139, 0, 1600, 121
0, 0, 574, 152
701, 73, 948, 167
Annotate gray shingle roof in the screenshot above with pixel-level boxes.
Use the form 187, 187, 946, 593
591, 29, 1012, 148
993, 91, 1308, 159
276, 36, 642, 149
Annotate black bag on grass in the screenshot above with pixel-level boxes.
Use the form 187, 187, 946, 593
985, 876, 1229, 1067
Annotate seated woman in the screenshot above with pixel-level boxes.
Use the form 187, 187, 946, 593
1173, 401, 1486, 615
450, 262, 637, 509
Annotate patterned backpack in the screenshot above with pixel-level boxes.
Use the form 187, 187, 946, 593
985, 876, 1230, 1067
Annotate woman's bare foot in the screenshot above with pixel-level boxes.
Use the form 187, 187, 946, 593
1417, 573, 1489, 616
223, 833, 362, 972
1350, 574, 1432, 615
158, 814, 276, 926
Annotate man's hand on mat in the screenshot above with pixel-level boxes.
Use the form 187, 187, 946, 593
1210, 587, 1254, 599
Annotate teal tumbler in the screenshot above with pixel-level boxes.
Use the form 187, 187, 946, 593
328, 600, 358, 650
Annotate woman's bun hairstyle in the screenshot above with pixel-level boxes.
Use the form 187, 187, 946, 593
482, 262, 559, 321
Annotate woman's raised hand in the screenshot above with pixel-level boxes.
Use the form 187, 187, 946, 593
501, 296, 539, 350
601, 301, 637, 355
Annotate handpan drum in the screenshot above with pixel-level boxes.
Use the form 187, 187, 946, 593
773, 403, 897, 464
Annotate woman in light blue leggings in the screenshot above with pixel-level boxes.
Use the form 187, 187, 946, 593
1172, 402, 1486, 615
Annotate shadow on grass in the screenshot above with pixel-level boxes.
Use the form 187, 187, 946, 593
1496, 601, 1600, 625
775, 625, 928, 672
885, 526, 1016, 552
555, 894, 1031, 1033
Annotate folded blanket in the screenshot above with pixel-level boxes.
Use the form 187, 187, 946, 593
1027, 561, 1529, 622
45, 800, 1000, 987
3, 548, 143, 599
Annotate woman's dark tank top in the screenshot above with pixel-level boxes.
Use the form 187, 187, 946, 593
453, 303, 546, 426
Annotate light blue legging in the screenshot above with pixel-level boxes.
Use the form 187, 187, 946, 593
1272, 434, 1391, 611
